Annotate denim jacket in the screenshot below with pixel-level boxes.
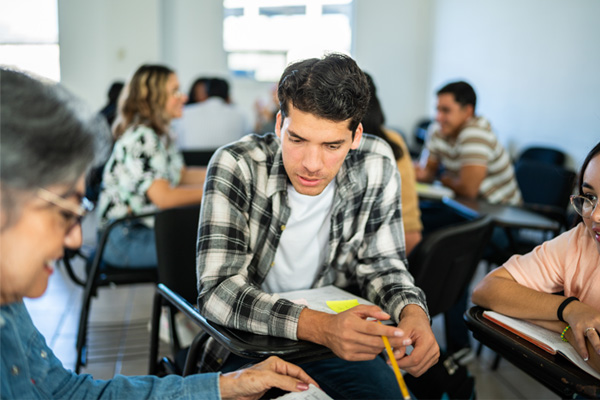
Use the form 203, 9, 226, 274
0, 301, 220, 399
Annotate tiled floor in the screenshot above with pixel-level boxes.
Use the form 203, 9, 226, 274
23, 216, 560, 398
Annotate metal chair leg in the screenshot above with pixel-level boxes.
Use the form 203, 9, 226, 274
148, 290, 163, 375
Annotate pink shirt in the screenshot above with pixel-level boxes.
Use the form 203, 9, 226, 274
503, 223, 600, 311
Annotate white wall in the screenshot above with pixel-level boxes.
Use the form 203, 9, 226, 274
428, 0, 600, 168
160, 0, 228, 90
59, 0, 162, 110
57, 0, 599, 168
354, 0, 434, 145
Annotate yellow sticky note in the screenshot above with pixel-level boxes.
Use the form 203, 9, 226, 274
326, 299, 360, 313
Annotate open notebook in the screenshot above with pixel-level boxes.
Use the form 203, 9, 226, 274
483, 311, 600, 380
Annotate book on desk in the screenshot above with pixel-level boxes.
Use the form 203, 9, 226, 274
415, 182, 455, 200
483, 311, 600, 380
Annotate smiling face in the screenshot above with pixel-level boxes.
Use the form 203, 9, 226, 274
581, 154, 600, 254
0, 177, 86, 304
275, 106, 363, 196
435, 93, 474, 138
164, 73, 186, 120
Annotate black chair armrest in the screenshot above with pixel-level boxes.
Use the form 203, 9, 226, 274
154, 284, 333, 366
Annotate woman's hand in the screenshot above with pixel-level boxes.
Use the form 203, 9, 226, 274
219, 356, 318, 400
564, 301, 600, 369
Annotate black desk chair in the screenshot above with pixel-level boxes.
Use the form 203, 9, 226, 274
148, 205, 332, 376
148, 204, 203, 375
181, 149, 217, 166
404, 216, 493, 399
517, 146, 567, 167
62, 212, 158, 373
482, 160, 576, 267
515, 159, 576, 231
408, 215, 494, 318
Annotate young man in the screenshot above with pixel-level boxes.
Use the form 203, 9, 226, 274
416, 81, 522, 205
415, 81, 522, 358
196, 54, 439, 398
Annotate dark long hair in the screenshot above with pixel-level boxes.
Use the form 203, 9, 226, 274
361, 73, 403, 160
572, 141, 600, 227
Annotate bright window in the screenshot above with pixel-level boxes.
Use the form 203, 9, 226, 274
0, 0, 60, 82
223, 0, 353, 81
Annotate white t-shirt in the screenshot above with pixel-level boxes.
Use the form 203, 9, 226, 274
261, 181, 335, 293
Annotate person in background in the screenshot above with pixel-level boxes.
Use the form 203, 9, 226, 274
254, 83, 279, 134
361, 72, 423, 254
97, 64, 206, 268
196, 53, 439, 399
186, 76, 209, 105
173, 77, 250, 150
98, 81, 125, 128
415, 81, 521, 205
0, 66, 318, 400
473, 141, 600, 373
415, 81, 523, 358
87, 81, 125, 203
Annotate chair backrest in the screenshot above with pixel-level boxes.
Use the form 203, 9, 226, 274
408, 215, 494, 317
181, 149, 218, 166
518, 146, 566, 167
154, 204, 201, 303
515, 159, 576, 211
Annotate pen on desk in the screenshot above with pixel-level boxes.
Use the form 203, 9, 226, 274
379, 321, 411, 400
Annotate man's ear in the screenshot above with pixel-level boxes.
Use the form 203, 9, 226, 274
350, 123, 363, 150
464, 104, 475, 118
275, 111, 282, 138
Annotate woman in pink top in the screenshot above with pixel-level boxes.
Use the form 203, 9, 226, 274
472, 141, 600, 373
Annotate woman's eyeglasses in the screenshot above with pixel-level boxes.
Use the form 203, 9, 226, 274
37, 188, 94, 232
570, 194, 598, 218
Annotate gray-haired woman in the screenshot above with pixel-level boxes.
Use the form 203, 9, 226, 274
0, 67, 317, 399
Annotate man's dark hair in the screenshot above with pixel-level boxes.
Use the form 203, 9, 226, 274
277, 53, 370, 133
437, 81, 477, 112
207, 78, 229, 102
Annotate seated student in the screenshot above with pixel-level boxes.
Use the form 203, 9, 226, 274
186, 76, 209, 105
98, 80, 125, 127
196, 54, 439, 399
97, 64, 206, 268
416, 80, 523, 358
0, 67, 317, 399
415, 81, 522, 205
472, 141, 600, 373
361, 72, 423, 254
173, 77, 251, 150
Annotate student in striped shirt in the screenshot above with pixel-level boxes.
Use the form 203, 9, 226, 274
415, 81, 522, 205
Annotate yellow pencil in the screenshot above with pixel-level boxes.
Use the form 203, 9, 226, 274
379, 321, 411, 400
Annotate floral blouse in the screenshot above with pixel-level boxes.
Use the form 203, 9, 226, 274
97, 125, 184, 228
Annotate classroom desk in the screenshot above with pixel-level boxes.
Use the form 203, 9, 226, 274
465, 306, 600, 399
440, 196, 561, 254
441, 197, 561, 233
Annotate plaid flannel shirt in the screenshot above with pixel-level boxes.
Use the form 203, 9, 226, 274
196, 133, 428, 371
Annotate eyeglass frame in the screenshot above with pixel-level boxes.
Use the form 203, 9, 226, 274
36, 187, 94, 232
569, 194, 598, 218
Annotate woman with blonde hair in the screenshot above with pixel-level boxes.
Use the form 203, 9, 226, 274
97, 64, 206, 267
